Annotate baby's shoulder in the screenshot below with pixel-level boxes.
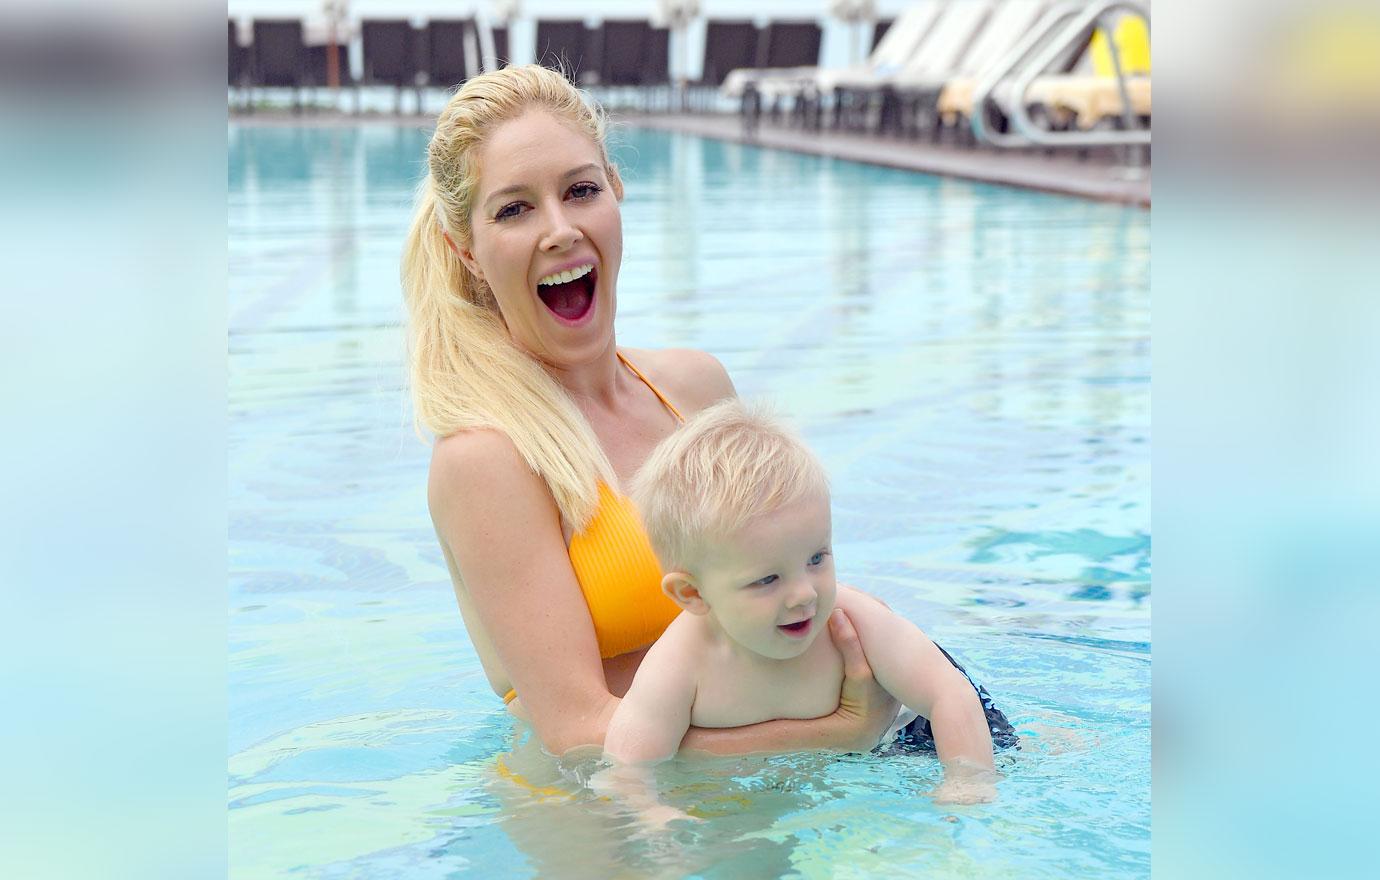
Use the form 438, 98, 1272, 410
643, 613, 712, 671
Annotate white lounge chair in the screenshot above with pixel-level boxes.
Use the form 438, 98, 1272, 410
720, 1, 946, 104
888, 0, 1052, 136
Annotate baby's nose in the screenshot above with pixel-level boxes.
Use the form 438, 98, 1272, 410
787, 578, 817, 608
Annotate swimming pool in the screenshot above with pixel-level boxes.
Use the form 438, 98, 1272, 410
229, 122, 1149, 878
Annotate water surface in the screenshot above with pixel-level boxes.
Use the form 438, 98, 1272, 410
229, 122, 1149, 878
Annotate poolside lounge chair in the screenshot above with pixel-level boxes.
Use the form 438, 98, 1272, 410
757, 20, 823, 121
721, 3, 938, 99
759, 20, 823, 70
361, 20, 419, 113
250, 20, 308, 113
644, 27, 670, 85
1026, 13, 1149, 129
722, 2, 947, 129
689, 19, 761, 110
890, 0, 1052, 137
534, 19, 589, 83
698, 19, 761, 88
642, 27, 671, 109
425, 20, 477, 92
855, 0, 998, 133
1024, 73, 1150, 129
937, 1, 1094, 134
596, 19, 651, 87
962, 1, 1150, 150
305, 42, 352, 90
582, 19, 651, 109
229, 21, 246, 89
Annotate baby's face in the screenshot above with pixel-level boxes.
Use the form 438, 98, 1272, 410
691, 491, 837, 660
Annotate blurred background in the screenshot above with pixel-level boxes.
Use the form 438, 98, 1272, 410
224, 0, 1154, 202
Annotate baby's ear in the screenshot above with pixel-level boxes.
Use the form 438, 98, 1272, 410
662, 572, 709, 615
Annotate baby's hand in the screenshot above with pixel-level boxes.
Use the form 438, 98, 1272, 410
931, 762, 1000, 805
590, 764, 702, 832
636, 803, 702, 831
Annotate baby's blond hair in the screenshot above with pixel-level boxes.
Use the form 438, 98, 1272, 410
630, 399, 830, 571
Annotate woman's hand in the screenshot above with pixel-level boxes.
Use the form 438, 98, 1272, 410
826, 608, 901, 752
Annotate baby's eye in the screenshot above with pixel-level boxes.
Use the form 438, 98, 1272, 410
808, 551, 830, 566
749, 574, 779, 587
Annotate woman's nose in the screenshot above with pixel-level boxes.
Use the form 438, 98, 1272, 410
539, 204, 581, 252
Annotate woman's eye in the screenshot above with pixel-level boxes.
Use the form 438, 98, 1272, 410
495, 202, 526, 221
750, 574, 778, 587
569, 182, 601, 200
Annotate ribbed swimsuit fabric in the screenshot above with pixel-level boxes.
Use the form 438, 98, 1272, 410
501, 351, 684, 705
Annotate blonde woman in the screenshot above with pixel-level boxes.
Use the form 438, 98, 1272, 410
403, 64, 897, 755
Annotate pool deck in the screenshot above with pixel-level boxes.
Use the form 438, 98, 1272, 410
618, 112, 1151, 208
230, 108, 1150, 208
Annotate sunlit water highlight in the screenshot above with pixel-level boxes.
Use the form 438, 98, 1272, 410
229, 122, 1149, 878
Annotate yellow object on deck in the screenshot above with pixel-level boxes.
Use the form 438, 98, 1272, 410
1090, 16, 1151, 77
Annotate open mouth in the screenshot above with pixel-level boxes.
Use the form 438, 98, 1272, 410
778, 618, 812, 638
536, 264, 597, 324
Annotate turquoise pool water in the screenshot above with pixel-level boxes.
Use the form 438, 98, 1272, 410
229, 122, 1149, 878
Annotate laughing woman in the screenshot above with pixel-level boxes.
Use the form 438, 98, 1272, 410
402, 64, 897, 756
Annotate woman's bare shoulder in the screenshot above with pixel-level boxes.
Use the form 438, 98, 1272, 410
428, 428, 539, 520
622, 346, 737, 417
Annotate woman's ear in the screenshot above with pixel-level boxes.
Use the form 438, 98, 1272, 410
443, 228, 485, 283
662, 572, 709, 615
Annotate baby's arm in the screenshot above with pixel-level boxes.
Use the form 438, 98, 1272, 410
595, 628, 700, 827
838, 589, 996, 778
604, 628, 698, 764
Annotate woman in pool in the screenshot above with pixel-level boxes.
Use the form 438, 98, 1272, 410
402, 64, 898, 756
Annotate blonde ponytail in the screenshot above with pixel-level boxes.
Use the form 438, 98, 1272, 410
401, 65, 621, 532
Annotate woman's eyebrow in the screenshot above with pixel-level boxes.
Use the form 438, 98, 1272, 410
483, 164, 602, 206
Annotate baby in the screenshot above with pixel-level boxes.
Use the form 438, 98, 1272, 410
601, 400, 1016, 812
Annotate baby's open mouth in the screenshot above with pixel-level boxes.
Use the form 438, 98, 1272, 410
778, 619, 812, 637
537, 263, 596, 322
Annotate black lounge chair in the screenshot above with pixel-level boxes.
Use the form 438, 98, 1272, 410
229, 21, 246, 88
757, 20, 823, 123
758, 20, 822, 70
600, 20, 650, 86
641, 27, 671, 110
250, 20, 307, 113
425, 20, 475, 92
698, 19, 759, 87
361, 19, 419, 113
534, 19, 588, 83
691, 19, 759, 110
305, 42, 351, 91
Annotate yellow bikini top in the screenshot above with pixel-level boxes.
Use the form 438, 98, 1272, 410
502, 353, 686, 704
566, 352, 685, 659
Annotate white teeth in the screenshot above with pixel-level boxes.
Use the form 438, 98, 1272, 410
537, 263, 594, 287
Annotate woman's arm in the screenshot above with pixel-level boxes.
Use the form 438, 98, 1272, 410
430, 429, 618, 755
679, 609, 900, 756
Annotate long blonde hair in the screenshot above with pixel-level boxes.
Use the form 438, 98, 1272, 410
402, 64, 625, 532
